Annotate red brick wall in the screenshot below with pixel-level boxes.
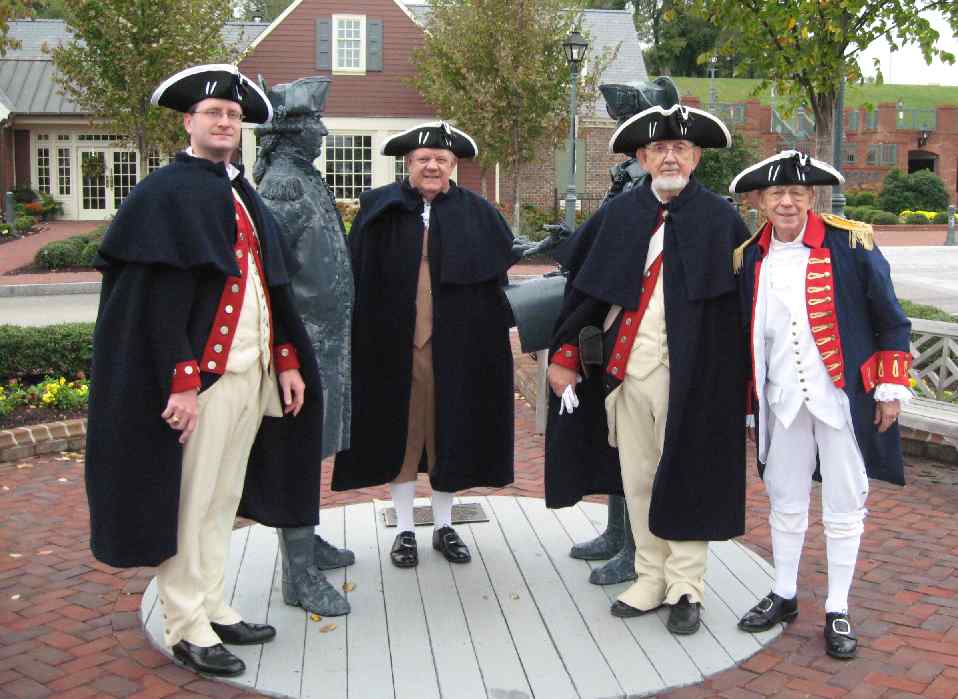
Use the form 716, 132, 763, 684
0, 127, 14, 196
240, 0, 435, 118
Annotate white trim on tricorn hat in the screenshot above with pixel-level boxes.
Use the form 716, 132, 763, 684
150, 64, 273, 124
608, 103, 731, 154
729, 149, 844, 193
380, 121, 478, 159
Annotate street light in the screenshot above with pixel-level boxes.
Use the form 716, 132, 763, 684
562, 28, 588, 231
831, 77, 846, 216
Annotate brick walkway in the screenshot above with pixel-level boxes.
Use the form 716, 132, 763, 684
1, 383, 957, 698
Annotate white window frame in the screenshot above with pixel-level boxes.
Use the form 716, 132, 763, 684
323, 132, 374, 201
332, 14, 366, 75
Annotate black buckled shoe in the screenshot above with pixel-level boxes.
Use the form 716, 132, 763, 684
738, 592, 798, 632
824, 612, 858, 659
210, 620, 276, 646
172, 640, 245, 677
391, 531, 419, 568
666, 595, 701, 635
432, 526, 471, 563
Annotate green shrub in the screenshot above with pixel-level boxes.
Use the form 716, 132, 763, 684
868, 210, 901, 225
15, 215, 36, 233
904, 212, 929, 225
933, 211, 951, 224
35, 232, 104, 269
79, 240, 100, 267
900, 299, 958, 322
12, 186, 38, 203
0, 323, 94, 382
879, 168, 949, 213
843, 206, 868, 221
845, 190, 877, 207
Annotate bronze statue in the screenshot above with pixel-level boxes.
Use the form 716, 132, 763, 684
254, 76, 353, 617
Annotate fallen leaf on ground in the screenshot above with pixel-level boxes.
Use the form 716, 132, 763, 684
9, 553, 21, 558
342, 582, 356, 592
57, 478, 68, 483
53, 457, 71, 462
16, 463, 32, 469
10, 594, 20, 600
510, 593, 520, 600
310, 613, 322, 621
320, 623, 337, 633
2, 486, 9, 491
37, 550, 52, 556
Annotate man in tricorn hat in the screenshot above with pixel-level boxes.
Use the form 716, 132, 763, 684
730, 150, 912, 659
85, 64, 325, 677
546, 102, 749, 635
332, 122, 518, 568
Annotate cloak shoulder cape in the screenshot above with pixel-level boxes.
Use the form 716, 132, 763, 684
85, 153, 324, 568
332, 180, 519, 492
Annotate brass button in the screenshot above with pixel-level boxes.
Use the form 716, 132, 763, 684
225, 305, 234, 314
236, 250, 242, 258
207, 361, 217, 370
564, 350, 572, 357
239, 233, 245, 240
232, 284, 240, 293
184, 365, 194, 375
625, 318, 632, 326
172, 368, 176, 376
214, 344, 223, 353
220, 326, 229, 335
620, 336, 627, 344
281, 348, 290, 358
615, 353, 621, 360
611, 367, 619, 375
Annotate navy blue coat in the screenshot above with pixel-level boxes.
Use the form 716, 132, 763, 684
738, 212, 911, 485
85, 154, 325, 568
545, 178, 750, 541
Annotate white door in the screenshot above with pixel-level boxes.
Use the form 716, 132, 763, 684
78, 149, 108, 220
110, 149, 138, 211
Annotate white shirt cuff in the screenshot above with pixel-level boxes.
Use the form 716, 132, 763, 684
745, 414, 755, 428
874, 383, 913, 404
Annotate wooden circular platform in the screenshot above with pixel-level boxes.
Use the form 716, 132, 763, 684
141, 496, 784, 698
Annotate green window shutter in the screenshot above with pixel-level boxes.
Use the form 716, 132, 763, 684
316, 17, 331, 70
367, 19, 383, 72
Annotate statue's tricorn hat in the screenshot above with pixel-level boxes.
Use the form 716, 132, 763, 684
150, 63, 272, 124
609, 103, 731, 154
381, 121, 478, 159
263, 76, 330, 118
600, 76, 680, 124
729, 149, 844, 193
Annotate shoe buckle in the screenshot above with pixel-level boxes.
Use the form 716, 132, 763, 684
757, 597, 774, 613
831, 618, 852, 635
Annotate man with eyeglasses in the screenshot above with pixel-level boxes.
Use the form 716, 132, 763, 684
332, 122, 518, 569
730, 151, 911, 659
545, 103, 749, 635
85, 64, 326, 677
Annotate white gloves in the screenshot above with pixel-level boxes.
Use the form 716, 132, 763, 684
559, 383, 580, 415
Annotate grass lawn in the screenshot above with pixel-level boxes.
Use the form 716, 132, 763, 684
674, 77, 958, 110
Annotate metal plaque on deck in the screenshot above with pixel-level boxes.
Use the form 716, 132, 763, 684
382, 502, 488, 527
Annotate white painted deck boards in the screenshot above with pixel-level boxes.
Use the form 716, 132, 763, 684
141, 496, 783, 699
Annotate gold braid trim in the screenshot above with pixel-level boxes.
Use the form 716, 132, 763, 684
821, 212, 875, 250
732, 228, 762, 275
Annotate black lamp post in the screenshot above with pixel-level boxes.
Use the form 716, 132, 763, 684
562, 28, 588, 231
831, 77, 846, 216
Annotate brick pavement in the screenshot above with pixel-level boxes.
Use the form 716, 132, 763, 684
1, 381, 958, 698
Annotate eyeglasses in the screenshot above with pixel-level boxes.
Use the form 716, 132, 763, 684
645, 141, 695, 158
191, 108, 244, 123
412, 155, 453, 167
764, 186, 812, 202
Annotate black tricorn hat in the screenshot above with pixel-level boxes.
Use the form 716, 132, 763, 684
263, 75, 330, 118
381, 121, 478, 158
601, 76, 680, 124
150, 64, 272, 124
729, 149, 844, 193
608, 104, 731, 154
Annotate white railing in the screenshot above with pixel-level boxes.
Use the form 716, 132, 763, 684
910, 318, 958, 401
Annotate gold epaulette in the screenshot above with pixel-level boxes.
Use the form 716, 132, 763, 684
732, 228, 762, 275
821, 213, 875, 251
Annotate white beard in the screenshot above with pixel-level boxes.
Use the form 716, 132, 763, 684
652, 175, 689, 196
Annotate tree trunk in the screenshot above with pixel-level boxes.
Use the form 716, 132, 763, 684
480, 165, 488, 200
811, 95, 835, 213
510, 122, 521, 232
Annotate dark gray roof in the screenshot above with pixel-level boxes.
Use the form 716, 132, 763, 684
0, 59, 80, 114
400, 4, 646, 119
0, 19, 268, 116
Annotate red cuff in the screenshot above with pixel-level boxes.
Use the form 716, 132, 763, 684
550, 343, 579, 371
273, 343, 300, 372
170, 360, 201, 394
745, 380, 755, 415
860, 350, 912, 392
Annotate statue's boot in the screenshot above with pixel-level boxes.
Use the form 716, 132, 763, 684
279, 527, 350, 617
314, 534, 355, 570
589, 502, 638, 586
570, 494, 626, 561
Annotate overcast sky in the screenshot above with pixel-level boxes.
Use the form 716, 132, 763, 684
857, 11, 957, 86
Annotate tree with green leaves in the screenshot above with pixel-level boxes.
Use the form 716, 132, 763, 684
0, 0, 32, 54
690, 0, 958, 168
694, 132, 756, 195
50, 0, 235, 162
235, 0, 293, 22
411, 0, 613, 230
878, 168, 949, 214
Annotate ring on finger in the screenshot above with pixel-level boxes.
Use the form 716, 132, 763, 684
170, 416, 180, 424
